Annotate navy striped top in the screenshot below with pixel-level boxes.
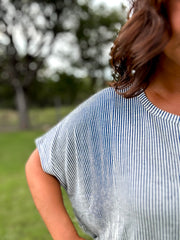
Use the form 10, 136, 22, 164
36, 87, 180, 240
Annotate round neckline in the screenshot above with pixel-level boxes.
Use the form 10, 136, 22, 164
137, 91, 180, 124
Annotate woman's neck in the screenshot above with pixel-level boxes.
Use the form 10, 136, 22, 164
145, 54, 180, 116
149, 54, 180, 94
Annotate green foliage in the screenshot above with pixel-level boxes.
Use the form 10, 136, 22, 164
27, 73, 94, 107
0, 0, 126, 105
0, 84, 15, 108
0, 130, 92, 240
0, 0, 127, 128
0, 73, 93, 108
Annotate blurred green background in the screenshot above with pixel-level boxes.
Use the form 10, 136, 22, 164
0, 0, 127, 239
0, 121, 93, 240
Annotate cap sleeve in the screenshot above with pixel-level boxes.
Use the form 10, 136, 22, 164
35, 105, 85, 192
35, 87, 114, 196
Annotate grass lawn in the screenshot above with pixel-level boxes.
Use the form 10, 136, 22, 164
0, 131, 92, 240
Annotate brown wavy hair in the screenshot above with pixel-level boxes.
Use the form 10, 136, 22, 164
110, 0, 171, 98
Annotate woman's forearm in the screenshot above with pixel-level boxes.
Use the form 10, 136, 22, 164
25, 149, 83, 240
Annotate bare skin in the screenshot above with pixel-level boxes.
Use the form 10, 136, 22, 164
25, 149, 85, 240
25, 1, 180, 239
145, 0, 180, 116
145, 54, 180, 116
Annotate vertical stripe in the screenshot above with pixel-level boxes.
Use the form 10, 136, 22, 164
36, 87, 180, 240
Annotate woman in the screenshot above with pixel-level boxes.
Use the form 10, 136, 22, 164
25, 0, 180, 239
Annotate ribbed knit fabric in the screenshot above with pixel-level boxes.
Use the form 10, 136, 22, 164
36, 87, 180, 240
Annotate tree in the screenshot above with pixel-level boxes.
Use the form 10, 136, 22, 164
0, 0, 82, 129
75, 3, 126, 90
0, 0, 45, 129
27, 72, 93, 106
0, 0, 127, 129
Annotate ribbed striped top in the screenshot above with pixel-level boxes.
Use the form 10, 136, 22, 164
36, 87, 180, 240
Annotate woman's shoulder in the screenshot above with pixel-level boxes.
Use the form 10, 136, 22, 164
71, 87, 124, 113
61, 87, 135, 128
65, 87, 120, 119
40, 87, 140, 145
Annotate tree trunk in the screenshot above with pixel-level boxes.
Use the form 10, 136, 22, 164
14, 84, 30, 130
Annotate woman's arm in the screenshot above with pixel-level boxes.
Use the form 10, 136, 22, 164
25, 149, 84, 240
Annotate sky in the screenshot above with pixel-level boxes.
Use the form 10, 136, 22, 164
92, 0, 129, 8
